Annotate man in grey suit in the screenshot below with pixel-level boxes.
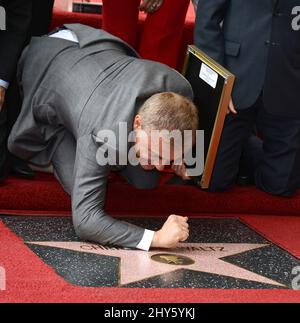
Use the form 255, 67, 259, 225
8, 24, 199, 250
195, 0, 300, 196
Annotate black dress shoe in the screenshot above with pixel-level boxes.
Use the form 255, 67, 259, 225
0, 160, 9, 184
236, 174, 254, 187
10, 157, 35, 180
0, 172, 6, 185
237, 150, 255, 187
0, 168, 8, 185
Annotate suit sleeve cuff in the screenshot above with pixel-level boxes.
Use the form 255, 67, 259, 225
136, 229, 155, 251
0, 79, 9, 89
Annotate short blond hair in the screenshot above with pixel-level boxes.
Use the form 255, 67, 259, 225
138, 92, 199, 135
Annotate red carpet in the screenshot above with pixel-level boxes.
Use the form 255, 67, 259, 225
1, 5, 300, 303
1, 174, 300, 303
1, 218, 300, 303
241, 216, 300, 259
1, 173, 300, 218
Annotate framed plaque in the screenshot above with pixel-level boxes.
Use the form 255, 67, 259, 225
73, 1, 103, 14
183, 45, 235, 189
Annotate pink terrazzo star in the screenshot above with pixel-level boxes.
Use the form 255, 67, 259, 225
28, 241, 284, 287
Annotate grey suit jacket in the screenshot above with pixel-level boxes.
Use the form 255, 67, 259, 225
8, 24, 193, 248
194, 0, 300, 116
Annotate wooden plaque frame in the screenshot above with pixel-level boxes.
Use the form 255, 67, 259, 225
182, 45, 235, 189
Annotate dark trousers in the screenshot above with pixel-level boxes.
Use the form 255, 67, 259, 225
0, 79, 22, 173
31, 0, 55, 37
0, 0, 54, 174
0, 103, 7, 174
209, 94, 300, 197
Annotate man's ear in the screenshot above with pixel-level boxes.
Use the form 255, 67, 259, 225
133, 115, 142, 130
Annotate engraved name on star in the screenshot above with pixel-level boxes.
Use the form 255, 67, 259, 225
28, 241, 285, 287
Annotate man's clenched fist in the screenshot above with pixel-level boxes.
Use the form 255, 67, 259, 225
0, 86, 6, 113
151, 214, 189, 249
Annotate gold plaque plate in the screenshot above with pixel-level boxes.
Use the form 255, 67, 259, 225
151, 253, 195, 266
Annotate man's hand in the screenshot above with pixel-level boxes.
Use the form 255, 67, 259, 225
227, 97, 237, 115
151, 215, 189, 249
140, 0, 164, 13
172, 164, 191, 181
0, 86, 6, 113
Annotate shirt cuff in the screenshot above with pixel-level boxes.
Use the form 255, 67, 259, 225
136, 229, 155, 251
0, 79, 9, 89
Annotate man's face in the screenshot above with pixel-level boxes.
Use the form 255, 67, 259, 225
133, 115, 184, 171
135, 132, 176, 171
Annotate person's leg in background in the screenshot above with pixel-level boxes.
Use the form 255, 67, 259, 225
139, 0, 190, 69
0, 0, 33, 183
252, 107, 300, 197
0, 103, 7, 182
4, 0, 55, 179
102, 0, 140, 48
208, 106, 257, 192
31, 0, 55, 36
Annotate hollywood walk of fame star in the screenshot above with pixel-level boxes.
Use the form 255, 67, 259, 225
28, 241, 285, 287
